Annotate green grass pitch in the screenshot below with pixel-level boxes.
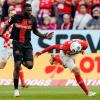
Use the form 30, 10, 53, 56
0, 86, 100, 100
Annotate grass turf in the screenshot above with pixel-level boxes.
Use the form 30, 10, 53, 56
0, 86, 99, 100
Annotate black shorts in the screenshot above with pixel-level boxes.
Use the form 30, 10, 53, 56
12, 41, 33, 62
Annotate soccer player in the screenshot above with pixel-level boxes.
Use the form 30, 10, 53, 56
35, 39, 96, 96
0, 3, 53, 97
0, 6, 28, 88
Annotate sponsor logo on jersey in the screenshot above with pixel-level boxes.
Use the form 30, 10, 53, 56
15, 23, 32, 29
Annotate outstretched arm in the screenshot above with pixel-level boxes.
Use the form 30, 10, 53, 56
35, 44, 62, 57
33, 27, 53, 39
32, 17, 53, 39
32, 26, 46, 38
0, 23, 10, 36
41, 45, 61, 54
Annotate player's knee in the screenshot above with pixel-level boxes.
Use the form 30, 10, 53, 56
75, 70, 80, 75
24, 61, 33, 69
27, 64, 33, 69
72, 67, 80, 75
15, 64, 20, 69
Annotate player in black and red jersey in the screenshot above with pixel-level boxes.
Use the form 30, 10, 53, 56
0, 5, 29, 88
0, 3, 53, 97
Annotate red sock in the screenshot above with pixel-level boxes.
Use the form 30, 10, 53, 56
19, 66, 25, 85
75, 74, 89, 95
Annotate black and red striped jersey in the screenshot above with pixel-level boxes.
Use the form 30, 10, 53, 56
8, 14, 37, 43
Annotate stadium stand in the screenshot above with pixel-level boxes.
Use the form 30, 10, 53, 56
0, 0, 100, 29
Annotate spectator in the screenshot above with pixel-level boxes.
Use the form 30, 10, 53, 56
1, 0, 27, 21
49, 17, 58, 29
1, 0, 9, 21
31, 0, 39, 17
37, 0, 55, 25
26, 0, 33, 4
0, 4, 2, 17
38, 0, 53, 18
76, 0, 92, 14
39, 15, 51, 30
71, 0, 77, 19
92, 0, 100, 5
53, 0, 73, 25
84, 0, 92, 12
56, 0, 72, 14
61, 14, 72, 29
73, 4, 92, 29
0, 4, 2, 23
0, 0, 5, 5
9, 0, 27, 14
86, 4, 100, 29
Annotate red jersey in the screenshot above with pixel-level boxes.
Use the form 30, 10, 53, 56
92, 0, 100, 5
13, 1, 26, 14
57, 0, 72, 14
0, 19, 12, 48
39, 0, 53, 9
77, 0, 92, 13
40, 39, 88, 54
13, 3, 24, 14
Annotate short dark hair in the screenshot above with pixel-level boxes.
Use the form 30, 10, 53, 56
23, 3, 31, 9
91, 4, 100, 15
91, 4, 100, 11
79, 4, 87, 8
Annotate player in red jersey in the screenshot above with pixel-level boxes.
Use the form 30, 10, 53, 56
0, 6, 28, 88
35, 39, 96, 96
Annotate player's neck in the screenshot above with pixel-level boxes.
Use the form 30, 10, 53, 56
24, 13, 31, 18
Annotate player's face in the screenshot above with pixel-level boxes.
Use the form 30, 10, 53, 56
80, 6, 86, 14
24, 6, 32, 15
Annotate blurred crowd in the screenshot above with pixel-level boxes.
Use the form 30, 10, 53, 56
0, 0, 100, 30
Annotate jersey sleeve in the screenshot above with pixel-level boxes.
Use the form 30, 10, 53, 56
62, 41, 71, 51
32, 17, 37, 32
80, 40, 88, 50
40, 44, 62, 54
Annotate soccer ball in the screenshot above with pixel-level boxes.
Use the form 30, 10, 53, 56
70, 42, 82, 53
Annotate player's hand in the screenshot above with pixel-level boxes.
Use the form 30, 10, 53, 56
35, 52, 42, 57
45, 32, 53, 39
